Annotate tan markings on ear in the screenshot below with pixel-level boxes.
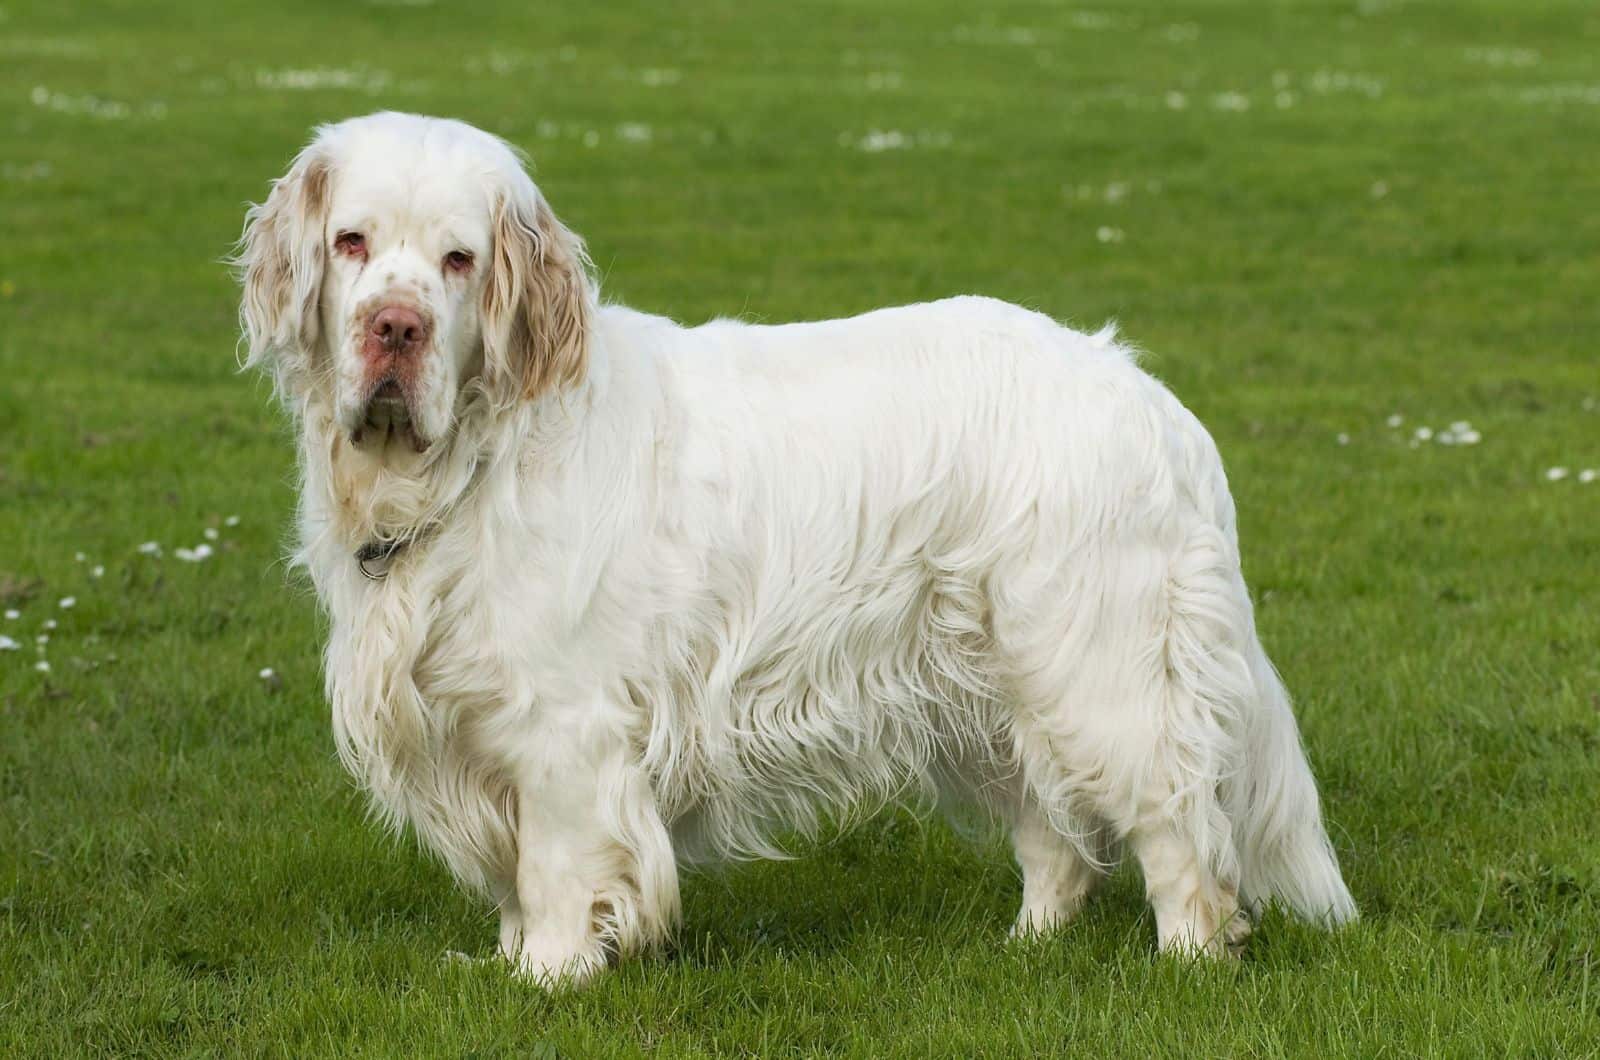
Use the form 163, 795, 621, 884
482, 189, 593, 405
233, 143, 332, 391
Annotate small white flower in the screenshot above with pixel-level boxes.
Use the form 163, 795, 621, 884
1546, 466, 1569, 481
1449, 421, 1471, 433
58, 597, 75, 609
35, 660, 50, 673
3, 609, 17, 621
174, 543, 214, 562
1580, 469, 1598, 484
259, 667, 275, 679
36, 634, 49, 645
1386, 414, 1404, 428
1336, 432, 1351, 445
91, 565, 105, 578
1370, 180, 1388, 199
203, 527, 220, 541
857, 129, 908, 152
1095, 226, 1125, 244
639, 68, 681, 87
137, 541, 161, 555
0, 635, 18, 651
43, 619, 57, 631
1164, 90, 1188, 110
1414, 426, 1433, 441
225, 515, 240, 527
74, 552, 87, 562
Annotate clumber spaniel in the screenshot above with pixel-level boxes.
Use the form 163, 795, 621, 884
235, 111, 1354, 984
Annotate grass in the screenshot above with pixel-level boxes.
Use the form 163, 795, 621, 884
3, 0, 1599, 1054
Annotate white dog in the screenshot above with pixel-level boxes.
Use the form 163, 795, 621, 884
236, 111, 1355, 984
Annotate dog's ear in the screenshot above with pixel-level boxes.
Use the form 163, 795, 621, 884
481, 178, 593, 406
233, 138, 332, 394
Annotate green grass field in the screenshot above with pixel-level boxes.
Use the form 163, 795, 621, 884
3, 0, 1599, 1055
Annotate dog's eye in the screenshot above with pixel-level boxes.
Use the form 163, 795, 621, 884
444, 250, 474, 273
334, 231, 367, 257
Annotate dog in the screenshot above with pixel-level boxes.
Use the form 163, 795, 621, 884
235, 111, 1355, 985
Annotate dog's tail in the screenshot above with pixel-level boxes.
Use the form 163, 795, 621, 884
1229, 643, 1358, 926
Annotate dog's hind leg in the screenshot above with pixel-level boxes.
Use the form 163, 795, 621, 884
999, 523, 1257, 956
1008, 793, 1105, 937
1119, 523, 1259, 956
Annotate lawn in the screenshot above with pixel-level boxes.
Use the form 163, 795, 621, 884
2, 0, 1598, 1055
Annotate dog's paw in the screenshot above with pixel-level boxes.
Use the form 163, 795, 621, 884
1223, 909, 1253, 957
510, 946, 606, 990
1008, 906, 1077, 941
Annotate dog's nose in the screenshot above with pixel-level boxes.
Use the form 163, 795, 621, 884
368, 305, 429, 356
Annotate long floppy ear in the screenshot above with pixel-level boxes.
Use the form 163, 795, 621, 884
232, 139, 332, 396
480, 176, 594, 407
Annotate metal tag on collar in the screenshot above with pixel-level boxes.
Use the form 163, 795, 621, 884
355, 538, 405, 581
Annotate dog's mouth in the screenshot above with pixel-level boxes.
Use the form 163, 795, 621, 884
353, 380, 430, 453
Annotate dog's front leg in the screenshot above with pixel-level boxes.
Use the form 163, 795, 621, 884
502, 736, 679, 987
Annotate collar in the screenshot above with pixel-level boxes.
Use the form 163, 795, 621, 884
355, 535, 414, 581
351, 440, 485, 582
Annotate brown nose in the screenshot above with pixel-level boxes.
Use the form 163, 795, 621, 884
368, 305, 429, 356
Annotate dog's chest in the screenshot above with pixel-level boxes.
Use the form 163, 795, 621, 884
327, 572, 520, 889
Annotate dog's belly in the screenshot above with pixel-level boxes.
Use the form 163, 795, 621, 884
641, 560, 1019, 862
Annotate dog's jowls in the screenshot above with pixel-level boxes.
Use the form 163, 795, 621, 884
235, 111, 1355, 985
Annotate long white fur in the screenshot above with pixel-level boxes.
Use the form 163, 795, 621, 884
236, 112, 1356, 984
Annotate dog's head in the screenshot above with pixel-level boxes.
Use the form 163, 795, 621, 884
235, 111, 592, 457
